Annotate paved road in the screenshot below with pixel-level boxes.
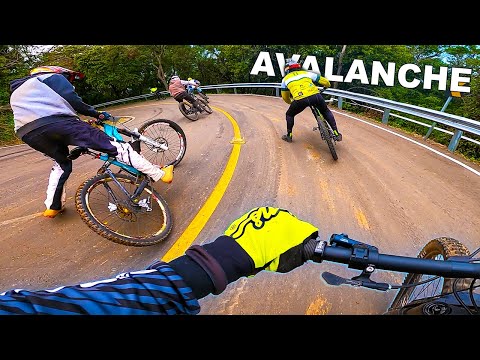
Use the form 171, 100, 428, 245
1, 94, 479, 315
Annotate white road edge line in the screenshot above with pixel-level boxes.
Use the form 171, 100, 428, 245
332, 109, 480, 178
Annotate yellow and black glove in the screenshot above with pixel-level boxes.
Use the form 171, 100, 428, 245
281, 90, 293, 104
166, 207, 318, 299
223, 206, 318, 272
318, 76, 331, 88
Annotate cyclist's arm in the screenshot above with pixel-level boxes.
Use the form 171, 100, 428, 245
0, 262, 202, 315
42, 74, 100, 118
280, 79, 292, 104
0, 236, 253, 315
181, 79, 199, 88
0, 206, 316, 315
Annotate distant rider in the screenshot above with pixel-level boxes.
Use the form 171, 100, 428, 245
168, 75, 204, 112
280, 59, 342, 143
186, 77, 203, 95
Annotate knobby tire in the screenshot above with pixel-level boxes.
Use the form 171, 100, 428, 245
388, 237, 471, 312
316, 115, 338, 161
75, 173, 173, 246
179, 102, 199, 121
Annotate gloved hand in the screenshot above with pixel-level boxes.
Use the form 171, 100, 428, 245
168, 206, 319, 298
97, 111, 112, 121
224, 207, 318, 273
87, 118, 102, 128
318, 76, 331, 88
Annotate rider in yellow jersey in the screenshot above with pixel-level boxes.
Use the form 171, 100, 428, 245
280, 59, 342, 143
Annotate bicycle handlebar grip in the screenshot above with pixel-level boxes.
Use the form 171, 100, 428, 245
303, 237, 320, 261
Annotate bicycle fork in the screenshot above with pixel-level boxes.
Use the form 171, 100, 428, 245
101, 168, 153, 212
131, 130, 169, 151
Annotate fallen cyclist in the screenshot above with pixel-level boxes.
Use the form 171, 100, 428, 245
9, 65, 174, 219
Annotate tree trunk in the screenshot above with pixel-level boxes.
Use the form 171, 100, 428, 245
153, 46, 168, 90
334, 45, 347, 89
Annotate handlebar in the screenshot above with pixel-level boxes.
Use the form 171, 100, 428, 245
304, 233, 479, 288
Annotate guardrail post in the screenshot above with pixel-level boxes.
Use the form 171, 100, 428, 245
234, 87, 237, 94
337, 97, 343, 109
382, 108, 390, 124
276, 88, 279, 97
216, 88, 220, 94
424, 96, 452, 139
448, 129, 463, 152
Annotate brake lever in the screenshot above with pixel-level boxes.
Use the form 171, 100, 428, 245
322, 272, 391, 291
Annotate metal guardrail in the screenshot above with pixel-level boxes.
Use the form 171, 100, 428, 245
93, 82, 480, 153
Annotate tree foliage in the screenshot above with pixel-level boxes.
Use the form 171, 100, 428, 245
1, 44, 479, 159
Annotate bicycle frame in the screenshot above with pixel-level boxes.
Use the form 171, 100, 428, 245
98, 153, 140, 176
72, 115, 178, 246
104, 121, 169, 152
78, 148, 147, 202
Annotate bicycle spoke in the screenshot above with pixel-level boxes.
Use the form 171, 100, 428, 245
139, 120, 186, 167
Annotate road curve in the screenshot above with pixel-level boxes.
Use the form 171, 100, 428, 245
0, 94, 478, 315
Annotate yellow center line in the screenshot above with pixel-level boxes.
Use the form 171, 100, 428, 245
161, 105, 244, 262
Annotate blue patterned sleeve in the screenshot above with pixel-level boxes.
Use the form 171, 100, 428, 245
0, 263, 200, 315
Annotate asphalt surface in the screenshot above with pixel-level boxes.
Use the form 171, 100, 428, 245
1, 94, 479, 315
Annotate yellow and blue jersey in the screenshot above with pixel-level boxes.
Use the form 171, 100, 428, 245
280, 70, 331, 103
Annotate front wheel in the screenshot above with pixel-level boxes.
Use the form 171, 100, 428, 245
138, 118, 187, 167
198, 98, 213, 114
316, 115, 338, 161
179, 101, 199, 121
75, 173, 173, 246
387, 237, 471, 313
197, 92, 209, 103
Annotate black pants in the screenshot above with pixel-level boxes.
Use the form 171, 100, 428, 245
22, 118, 118, 210
286, 93, 338, 134
174, 91, 202, 110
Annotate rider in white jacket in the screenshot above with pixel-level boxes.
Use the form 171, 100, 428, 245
10, 65, 174, 218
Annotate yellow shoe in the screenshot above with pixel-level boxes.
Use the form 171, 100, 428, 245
43, 207, 65, 218
161, 165, 174, 184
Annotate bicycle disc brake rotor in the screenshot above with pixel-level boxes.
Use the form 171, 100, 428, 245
148, 137, 167, 153
107, 198, 151, 222
422, 301, 452, 315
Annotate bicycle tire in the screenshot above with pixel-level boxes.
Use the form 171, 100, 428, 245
316, 114, 338, 161
198, 98, 213, 114
75, 173, 173, 247
388, 237, 471, 312
197, 92, 209, 103
137, 118, 187, 167
179, 102, 199, 121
